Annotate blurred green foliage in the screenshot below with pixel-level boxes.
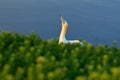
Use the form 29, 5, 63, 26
0, 31, 120, 80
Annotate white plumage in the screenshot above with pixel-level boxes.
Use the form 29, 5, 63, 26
58, 15, 83, 45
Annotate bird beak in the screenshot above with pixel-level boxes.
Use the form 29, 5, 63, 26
59, 15, 65, 24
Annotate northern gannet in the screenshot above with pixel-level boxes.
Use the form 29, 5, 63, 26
59, 15, 83, 45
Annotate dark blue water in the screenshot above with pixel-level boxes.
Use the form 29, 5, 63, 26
0, 0, 120, 46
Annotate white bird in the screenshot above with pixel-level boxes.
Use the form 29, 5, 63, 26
58, 15, 83, 45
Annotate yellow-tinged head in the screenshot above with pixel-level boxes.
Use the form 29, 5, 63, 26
59, 15, 68, 34
59, 15, 68, 28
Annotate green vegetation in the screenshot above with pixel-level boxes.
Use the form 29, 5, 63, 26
0, 31, 120, 80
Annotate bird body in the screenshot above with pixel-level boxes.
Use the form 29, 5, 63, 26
59, 15, 83, 45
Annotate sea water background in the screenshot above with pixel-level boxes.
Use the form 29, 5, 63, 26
0, 0, 120, 46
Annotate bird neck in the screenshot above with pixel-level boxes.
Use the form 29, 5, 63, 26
59, 23, 68, 41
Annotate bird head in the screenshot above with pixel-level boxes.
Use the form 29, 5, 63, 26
59, 15, 68, 27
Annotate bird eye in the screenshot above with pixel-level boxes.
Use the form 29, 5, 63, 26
63, 21, 65, 24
